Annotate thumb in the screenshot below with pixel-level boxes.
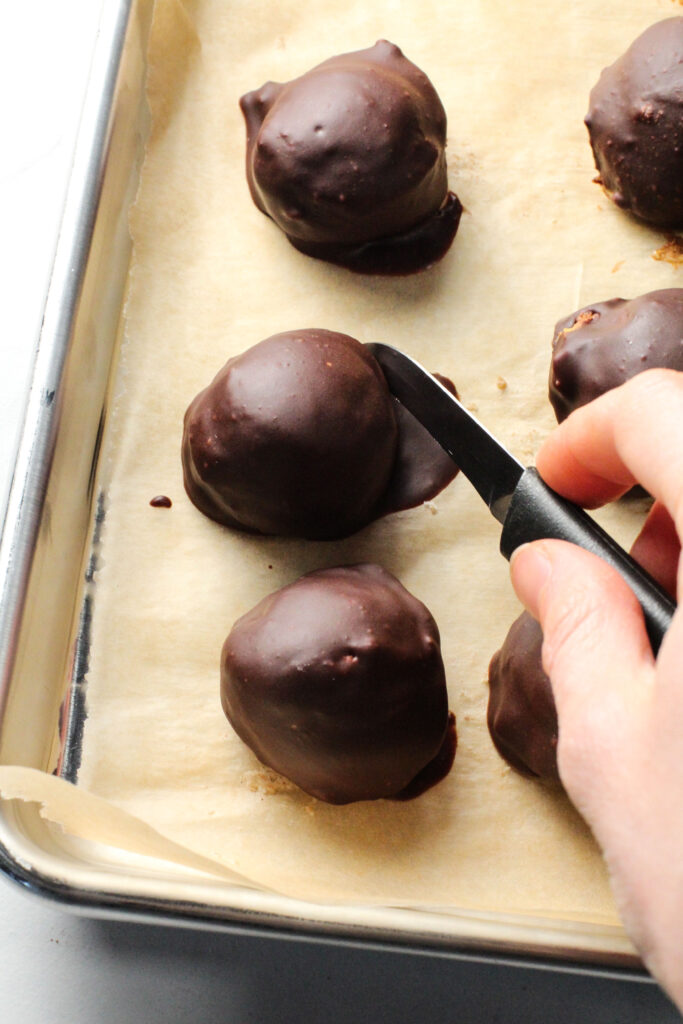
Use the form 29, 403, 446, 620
509, 540, 654, 808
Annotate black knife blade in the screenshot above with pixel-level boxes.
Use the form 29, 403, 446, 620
367, 342, 676, 654
368, 342, 524, 523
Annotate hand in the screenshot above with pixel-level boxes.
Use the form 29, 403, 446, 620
509, 369, 683, 1009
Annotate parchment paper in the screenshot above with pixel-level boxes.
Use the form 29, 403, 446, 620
5, 0, 680, 930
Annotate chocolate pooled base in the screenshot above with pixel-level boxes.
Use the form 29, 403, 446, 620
549, 289, 683, 422
585, 18, 683, 229
487, 612, 559, 783
182, 329, 458, 539
240, 40, 462, 274
221, 564, 456, 805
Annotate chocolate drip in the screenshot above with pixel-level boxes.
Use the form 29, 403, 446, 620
287, 193, 463, 276
182, 330, 458, 539
393, 712, 457, 801
379, 375, 459, 515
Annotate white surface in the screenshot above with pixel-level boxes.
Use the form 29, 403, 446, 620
0, 2, 96, 513
0, 2, 681, 1021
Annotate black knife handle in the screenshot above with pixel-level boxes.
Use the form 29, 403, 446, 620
499, 468, 676, 654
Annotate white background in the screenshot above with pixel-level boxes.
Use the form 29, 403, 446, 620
0, 2, 681, 1020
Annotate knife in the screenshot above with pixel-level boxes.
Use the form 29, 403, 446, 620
367, 342, 676, 655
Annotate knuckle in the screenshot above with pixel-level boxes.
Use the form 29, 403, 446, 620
542, 588, 606, 679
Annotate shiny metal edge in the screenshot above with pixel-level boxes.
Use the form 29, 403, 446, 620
0, 0, 650, 977
0, 0, 136, 725
0, 810, 645, 977
0, 835, 652, 984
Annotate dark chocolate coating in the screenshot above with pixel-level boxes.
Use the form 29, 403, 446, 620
487, 612, 559, 783
182, 329, 458, 539
240, 40, 461, 273
221, 564, 453, 804
182, 330, 396, 539
585, 18, 683, 228
549, 289, 683, 422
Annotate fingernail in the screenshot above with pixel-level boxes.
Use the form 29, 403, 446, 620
509, 543, 552, 618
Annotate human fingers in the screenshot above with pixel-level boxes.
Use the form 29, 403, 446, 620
510, 532, 683, 1010
536, 369, 683, 523
629, 501, 680, 599
509, 539, 654, 816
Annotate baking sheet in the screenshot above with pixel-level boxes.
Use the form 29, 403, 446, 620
2, 0, 680, 936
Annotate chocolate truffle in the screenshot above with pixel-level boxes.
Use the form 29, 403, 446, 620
549, 289, 683, 422
221, 563, 455, 804
182, 329, 458, 539
487, 612, 559, 783
585, 18, 683, 228
240, 40, 462, 274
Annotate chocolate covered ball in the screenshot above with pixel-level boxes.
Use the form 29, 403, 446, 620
221, 564, 455, 804
487, 612, 559, 783
585, 18, 683, 228
549, 289, 683, 422
240, 40, 462, 274
182, 329, 458, 539
182, 329, 396, 538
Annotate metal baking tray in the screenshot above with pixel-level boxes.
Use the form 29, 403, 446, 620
0, 0, 652, 983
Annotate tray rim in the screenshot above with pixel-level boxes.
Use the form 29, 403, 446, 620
0, 0, 137, 714
0, 0, 651, 978
0, 796, 647, 978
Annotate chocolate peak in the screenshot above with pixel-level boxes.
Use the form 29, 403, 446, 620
240, 41, 461, 273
